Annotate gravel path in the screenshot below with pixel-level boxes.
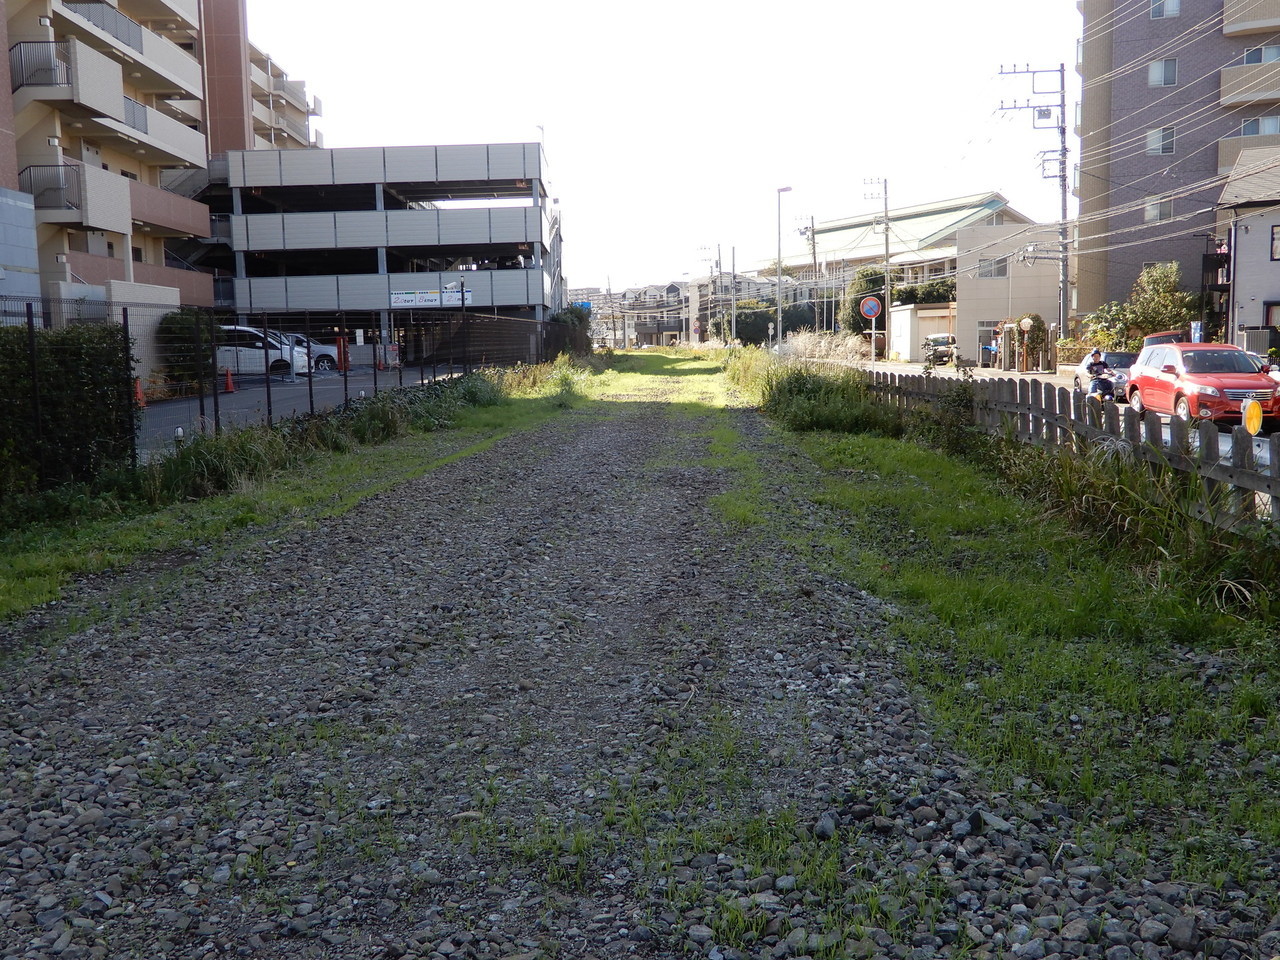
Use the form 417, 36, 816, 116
0, 387, 1272, 960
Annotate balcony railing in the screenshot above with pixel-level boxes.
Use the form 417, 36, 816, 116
9, 41, 70, 91
121, 96, 149, 134
276, 112, 309, 142
273, 76, 306, 108
18, 164, 82, 210
62, 2, 144, 53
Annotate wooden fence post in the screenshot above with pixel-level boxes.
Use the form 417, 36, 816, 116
1232, 426, 1257, 521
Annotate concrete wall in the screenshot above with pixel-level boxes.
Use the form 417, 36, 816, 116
229, 143, 545, 188
957, 225, 1061, 359
1229, 206, 1280, 333
0, 187, 41, 298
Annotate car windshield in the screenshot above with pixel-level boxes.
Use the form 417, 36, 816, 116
1102, 352, 1137, 368
1181, 350, 1259, 374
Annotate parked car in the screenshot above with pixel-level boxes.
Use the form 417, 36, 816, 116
1126, 342, 1280, 423
1142, 329, 1189, 347
1072, 350, 1138, 401
216, 325, 312, 377
923, 333, 957, 363
283, 333, 340, 372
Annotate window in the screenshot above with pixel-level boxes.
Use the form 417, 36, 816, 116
978, 257, 1009, 278
1148, 59, 1177, 86
1145, 199, 1172, 222
1244, 45, 1280, 64
1243, 116, 1280, 136
1271, 225, 1280, 261
1151, 0, 1179, 17
1146, 126, 1175, 155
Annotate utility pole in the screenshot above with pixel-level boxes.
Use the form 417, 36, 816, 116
865, 178, 890, 362
807, 217, 821, 330
730, 247, 737, 343
1000, 63, 1071, 341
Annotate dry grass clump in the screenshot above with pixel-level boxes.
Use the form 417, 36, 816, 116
781, 329, 871, 363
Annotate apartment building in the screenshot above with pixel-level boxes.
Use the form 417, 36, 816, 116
1076, 0, 1280, 326
0, 0, 320, 313
220, 143, 564, 334
200, 0, 318, 155
3, 0, 213, 307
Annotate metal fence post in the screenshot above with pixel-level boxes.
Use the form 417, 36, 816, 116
25, 303, 45, 484
340, 314, 350, 406
122, 306, 137, 471
260, 314, 273, 428
305, 311, 315, 416
208, 312, 222, 435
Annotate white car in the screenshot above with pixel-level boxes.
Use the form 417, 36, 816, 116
283, 333, 340, 372
217, 326, 312, 377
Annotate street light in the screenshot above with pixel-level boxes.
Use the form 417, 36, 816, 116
777, 186, 791, 350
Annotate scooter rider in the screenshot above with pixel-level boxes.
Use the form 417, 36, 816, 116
1085, 349, 1115, 400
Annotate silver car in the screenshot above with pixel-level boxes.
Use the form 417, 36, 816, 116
1073, 350, 1137, 401
283, 333, 340, 372
217, 325, 312, 377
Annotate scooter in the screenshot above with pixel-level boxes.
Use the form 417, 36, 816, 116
1087, 372, 1116, 403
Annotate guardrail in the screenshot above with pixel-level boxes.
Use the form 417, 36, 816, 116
867, 370, 1280, 526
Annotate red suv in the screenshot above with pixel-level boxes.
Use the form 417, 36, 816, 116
1127, 342, 1280, 422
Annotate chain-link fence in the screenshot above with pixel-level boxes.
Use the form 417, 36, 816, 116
0, 296, 590, 484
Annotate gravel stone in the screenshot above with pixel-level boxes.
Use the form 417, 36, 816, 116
0, 400, 1269, 958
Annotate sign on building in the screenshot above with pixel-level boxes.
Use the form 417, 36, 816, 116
390, 289, 474, 308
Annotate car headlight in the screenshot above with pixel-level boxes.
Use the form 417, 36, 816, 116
1114, 372, 1128, 384
1184, 383, 1220, 396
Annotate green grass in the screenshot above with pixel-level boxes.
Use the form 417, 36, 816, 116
0, 374, 574, 624
783, 407, 1280, 889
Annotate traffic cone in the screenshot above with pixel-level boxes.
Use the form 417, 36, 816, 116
133, 378, 146, 409
223, 368, 235, 393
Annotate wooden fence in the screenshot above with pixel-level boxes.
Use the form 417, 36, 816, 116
866, 370, 1280, 527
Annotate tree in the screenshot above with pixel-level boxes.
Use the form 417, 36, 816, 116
896, 278, 956, 305
1124, 262, 1198, 339
1080, 262, 1200, 351
836, 266, 888, 333
550, 304, 591, 328
156, 307, 216, 392
1081, 300, 1131, 351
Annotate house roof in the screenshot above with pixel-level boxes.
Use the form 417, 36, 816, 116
1220, 147, 1280, 207
796, 192, 1032, 267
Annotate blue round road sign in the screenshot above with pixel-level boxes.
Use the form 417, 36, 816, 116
859, 296, 882, 321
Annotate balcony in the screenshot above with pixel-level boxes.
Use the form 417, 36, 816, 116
1224, 0, 1280, 35
1219, 62, 1280, 107
20, 160, 208, 235
19, 163, 82, 211
1219, 132, 1280, 173
10, 39, 125, 121
55, 0, 202, 98
98, 97, 207, 167
128, 177, 211, 237
62, 250, 213, 304
273, 76, 307, 112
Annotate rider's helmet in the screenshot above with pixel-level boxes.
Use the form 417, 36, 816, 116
1091, 349, 1102, 358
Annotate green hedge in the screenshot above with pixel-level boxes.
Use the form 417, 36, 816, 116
0, 323, 137, 493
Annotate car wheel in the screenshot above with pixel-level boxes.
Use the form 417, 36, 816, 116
269, 360, 291, 375
1174, 395, 1193, 422
1130, 390, 1145, 414
314, 355, 337, 372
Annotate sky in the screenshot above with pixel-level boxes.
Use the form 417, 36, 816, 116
244, 1, 1083, 294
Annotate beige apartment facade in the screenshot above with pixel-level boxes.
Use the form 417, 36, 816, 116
1077, 0, 1280, 336
4, 0, 214, 305
0, 0, 320, 310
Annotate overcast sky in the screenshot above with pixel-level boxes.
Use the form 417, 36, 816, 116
245, 1, 1082, 293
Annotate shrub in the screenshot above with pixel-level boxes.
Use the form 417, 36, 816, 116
0, 322, 138, 491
